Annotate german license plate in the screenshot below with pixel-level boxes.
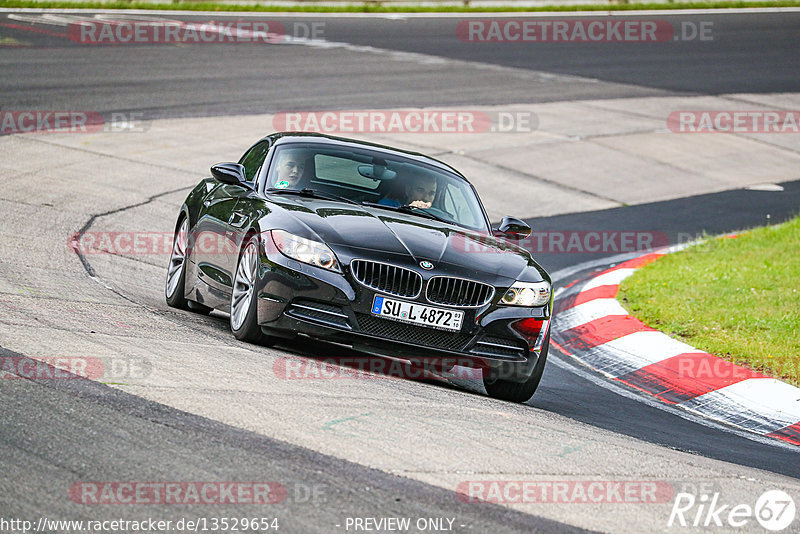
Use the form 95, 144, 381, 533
371, 295, 464, 332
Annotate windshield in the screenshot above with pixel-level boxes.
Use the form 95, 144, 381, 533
264, 143, 490, 231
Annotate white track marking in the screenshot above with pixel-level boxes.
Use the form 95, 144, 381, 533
681, 378, 800, 433
7, 13, 285, 41
8, 13, 85, 25
580, 267, 636, 291
590, 331, 705, 376
555, 298, 629, 330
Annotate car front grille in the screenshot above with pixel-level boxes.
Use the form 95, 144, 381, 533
426, 276, 494, 307
356, 313, 472, 352
350, 260, 423, 298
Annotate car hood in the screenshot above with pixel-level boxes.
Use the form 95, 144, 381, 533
269, 198, 546, 282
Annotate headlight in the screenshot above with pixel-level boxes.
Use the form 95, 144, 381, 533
271, 229, 340, 272
500, 281, 550, 307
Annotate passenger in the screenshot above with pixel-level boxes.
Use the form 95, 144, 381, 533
379, 172, 438, 209
270, 149, 310, 189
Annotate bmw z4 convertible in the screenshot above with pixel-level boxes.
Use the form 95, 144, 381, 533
165, 132, 552, 402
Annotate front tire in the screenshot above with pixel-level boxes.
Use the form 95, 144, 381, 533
230, 234, 275, 346
483, 330, 549, 403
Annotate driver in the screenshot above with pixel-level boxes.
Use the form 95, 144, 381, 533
380, 172, 438, 209
270, 148, 311, 189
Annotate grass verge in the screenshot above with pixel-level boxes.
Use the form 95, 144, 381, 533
2, 0, 800, 12
618, 215, 800, 387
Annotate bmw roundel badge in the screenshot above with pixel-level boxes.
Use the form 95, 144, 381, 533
420, 261, 434, 270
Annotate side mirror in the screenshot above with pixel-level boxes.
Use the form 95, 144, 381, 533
493, 216, 531, 240
211, 163, 247, 185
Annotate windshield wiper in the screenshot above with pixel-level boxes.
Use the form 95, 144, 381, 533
266, 188, 359, 205
361, 202, 451, 225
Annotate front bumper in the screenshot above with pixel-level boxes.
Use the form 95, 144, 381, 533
255, 250, 551, 382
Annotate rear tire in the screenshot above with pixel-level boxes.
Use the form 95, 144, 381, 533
230, 234, 276, 346
165, 217, 190, 309
165, 216, 214, 315
483, 330, 549, 403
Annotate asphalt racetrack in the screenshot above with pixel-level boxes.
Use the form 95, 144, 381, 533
1, 9, 799, 534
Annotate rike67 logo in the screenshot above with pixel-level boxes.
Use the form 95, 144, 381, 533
669, 489, 796, 531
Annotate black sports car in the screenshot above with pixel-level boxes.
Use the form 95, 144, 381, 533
165, 132, 552, 402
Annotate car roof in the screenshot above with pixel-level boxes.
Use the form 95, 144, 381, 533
264, 132, 468, 181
